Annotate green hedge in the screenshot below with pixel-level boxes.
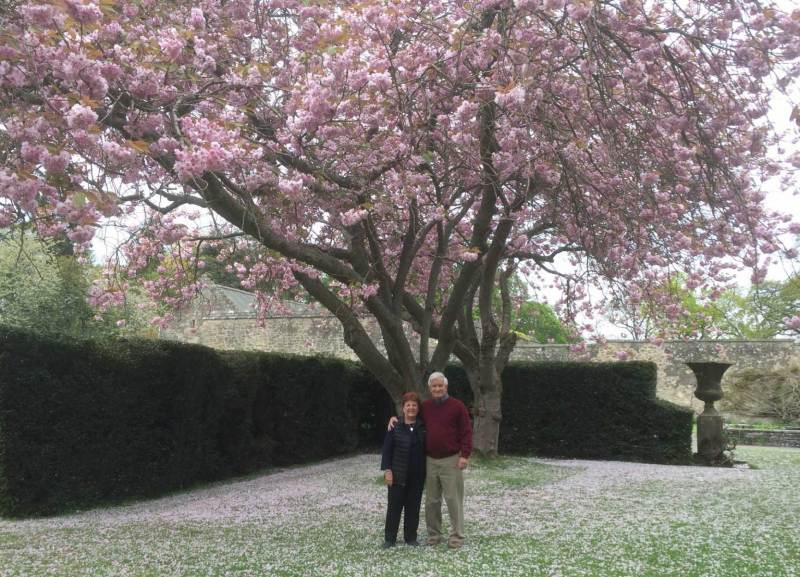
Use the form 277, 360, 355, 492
0, 326, 691, 517
445, 361, 692, 463
0, 327, 390, 517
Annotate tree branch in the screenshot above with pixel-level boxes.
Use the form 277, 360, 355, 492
293, 270, 406, 399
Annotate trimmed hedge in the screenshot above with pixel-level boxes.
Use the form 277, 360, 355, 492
0, 327, 391, 517
0, 326, 691, 517
445, 362, 693, 463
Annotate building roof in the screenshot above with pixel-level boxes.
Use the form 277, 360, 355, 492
200, 283, 330, 319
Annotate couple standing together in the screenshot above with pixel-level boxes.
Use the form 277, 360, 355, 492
380, 372, 472, 549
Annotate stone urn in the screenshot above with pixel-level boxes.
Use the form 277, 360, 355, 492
686, 362, 733, 463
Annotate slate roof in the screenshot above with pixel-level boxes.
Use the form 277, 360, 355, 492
200, 283, 329, 319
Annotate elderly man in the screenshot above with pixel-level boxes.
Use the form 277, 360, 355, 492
390, 371, 472, 549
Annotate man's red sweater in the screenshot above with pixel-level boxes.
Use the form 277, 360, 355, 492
421, 396, 473, 459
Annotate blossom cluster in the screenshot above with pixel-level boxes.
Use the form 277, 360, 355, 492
0, 0, 796, 344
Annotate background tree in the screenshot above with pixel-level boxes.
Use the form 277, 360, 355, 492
722, 362, 800, 424
715, 278, 800, 339
514, 301, 577, 344
473, 274, 576, 342
1, 0, 798, 454
0, 231, 149, 338
608, 275, 800, 340
606, 274, 725, 340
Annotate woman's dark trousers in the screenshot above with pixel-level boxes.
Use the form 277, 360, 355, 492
384, 475, 424, 544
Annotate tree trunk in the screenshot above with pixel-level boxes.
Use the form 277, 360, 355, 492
471, 373, 503, 457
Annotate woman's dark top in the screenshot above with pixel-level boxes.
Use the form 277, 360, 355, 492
380, 416, 426, 486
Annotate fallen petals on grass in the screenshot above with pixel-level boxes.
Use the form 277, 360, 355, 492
1, 447, 798, 577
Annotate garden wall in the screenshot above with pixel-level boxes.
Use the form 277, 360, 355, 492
161, 284, 800, 412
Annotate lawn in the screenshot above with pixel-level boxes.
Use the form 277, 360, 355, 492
1, 446, 798, 577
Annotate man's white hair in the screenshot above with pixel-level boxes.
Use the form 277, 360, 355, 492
428, 372, 448, 386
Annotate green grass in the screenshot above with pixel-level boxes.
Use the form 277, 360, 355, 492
1, 449, 799, 577
727, 421, 800, 430
467, 454, 575, 490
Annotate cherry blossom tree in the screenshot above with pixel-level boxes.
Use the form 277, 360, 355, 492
1, 0, 798, 454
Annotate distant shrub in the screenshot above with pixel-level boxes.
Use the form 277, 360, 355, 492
722, 364, 800, 423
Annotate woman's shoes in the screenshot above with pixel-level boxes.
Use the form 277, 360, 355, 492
383, 539, 420, 547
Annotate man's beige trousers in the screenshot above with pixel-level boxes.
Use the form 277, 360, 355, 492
425, 454, 464, 546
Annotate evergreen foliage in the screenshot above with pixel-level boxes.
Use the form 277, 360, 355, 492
0, 326, 389, 517
445, 362, 692, 463
0, 327, 690, 517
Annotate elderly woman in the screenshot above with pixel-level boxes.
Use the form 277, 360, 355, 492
380, 391, 426, 548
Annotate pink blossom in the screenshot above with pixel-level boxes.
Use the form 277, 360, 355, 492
63, 0, 102, 24
368, 72, 392, 92
159, 32, 185, 61
66, 104, 98, 129
642, 172, 660, 185
102, 141, 134, 164
785, 316, 800, 331
67, 225, 95, 244
20, 142, 45, 164
567, 2, 592, 21
750, 266, 768, 284
459, 250, 479, 262
455, 101, 479, 123
0, 0, 797, 378
495, 85, 526, 107
42, 150, 70, 173
341, 208, 369, 227
21, 4, 62, 27
278, 177, 304, 198
189, 8, 205, 30
360, 283, 379, 299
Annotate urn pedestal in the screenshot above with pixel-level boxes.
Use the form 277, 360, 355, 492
686, 362, 733, 463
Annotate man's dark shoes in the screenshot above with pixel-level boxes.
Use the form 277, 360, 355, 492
381, 541, 396, 549
405, 540, 421, 546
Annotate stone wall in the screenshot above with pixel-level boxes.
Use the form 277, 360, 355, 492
161, 285, 800, 412
513, 340, 800, 412
163, 315, 366, 359
158, 285, 388, 359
